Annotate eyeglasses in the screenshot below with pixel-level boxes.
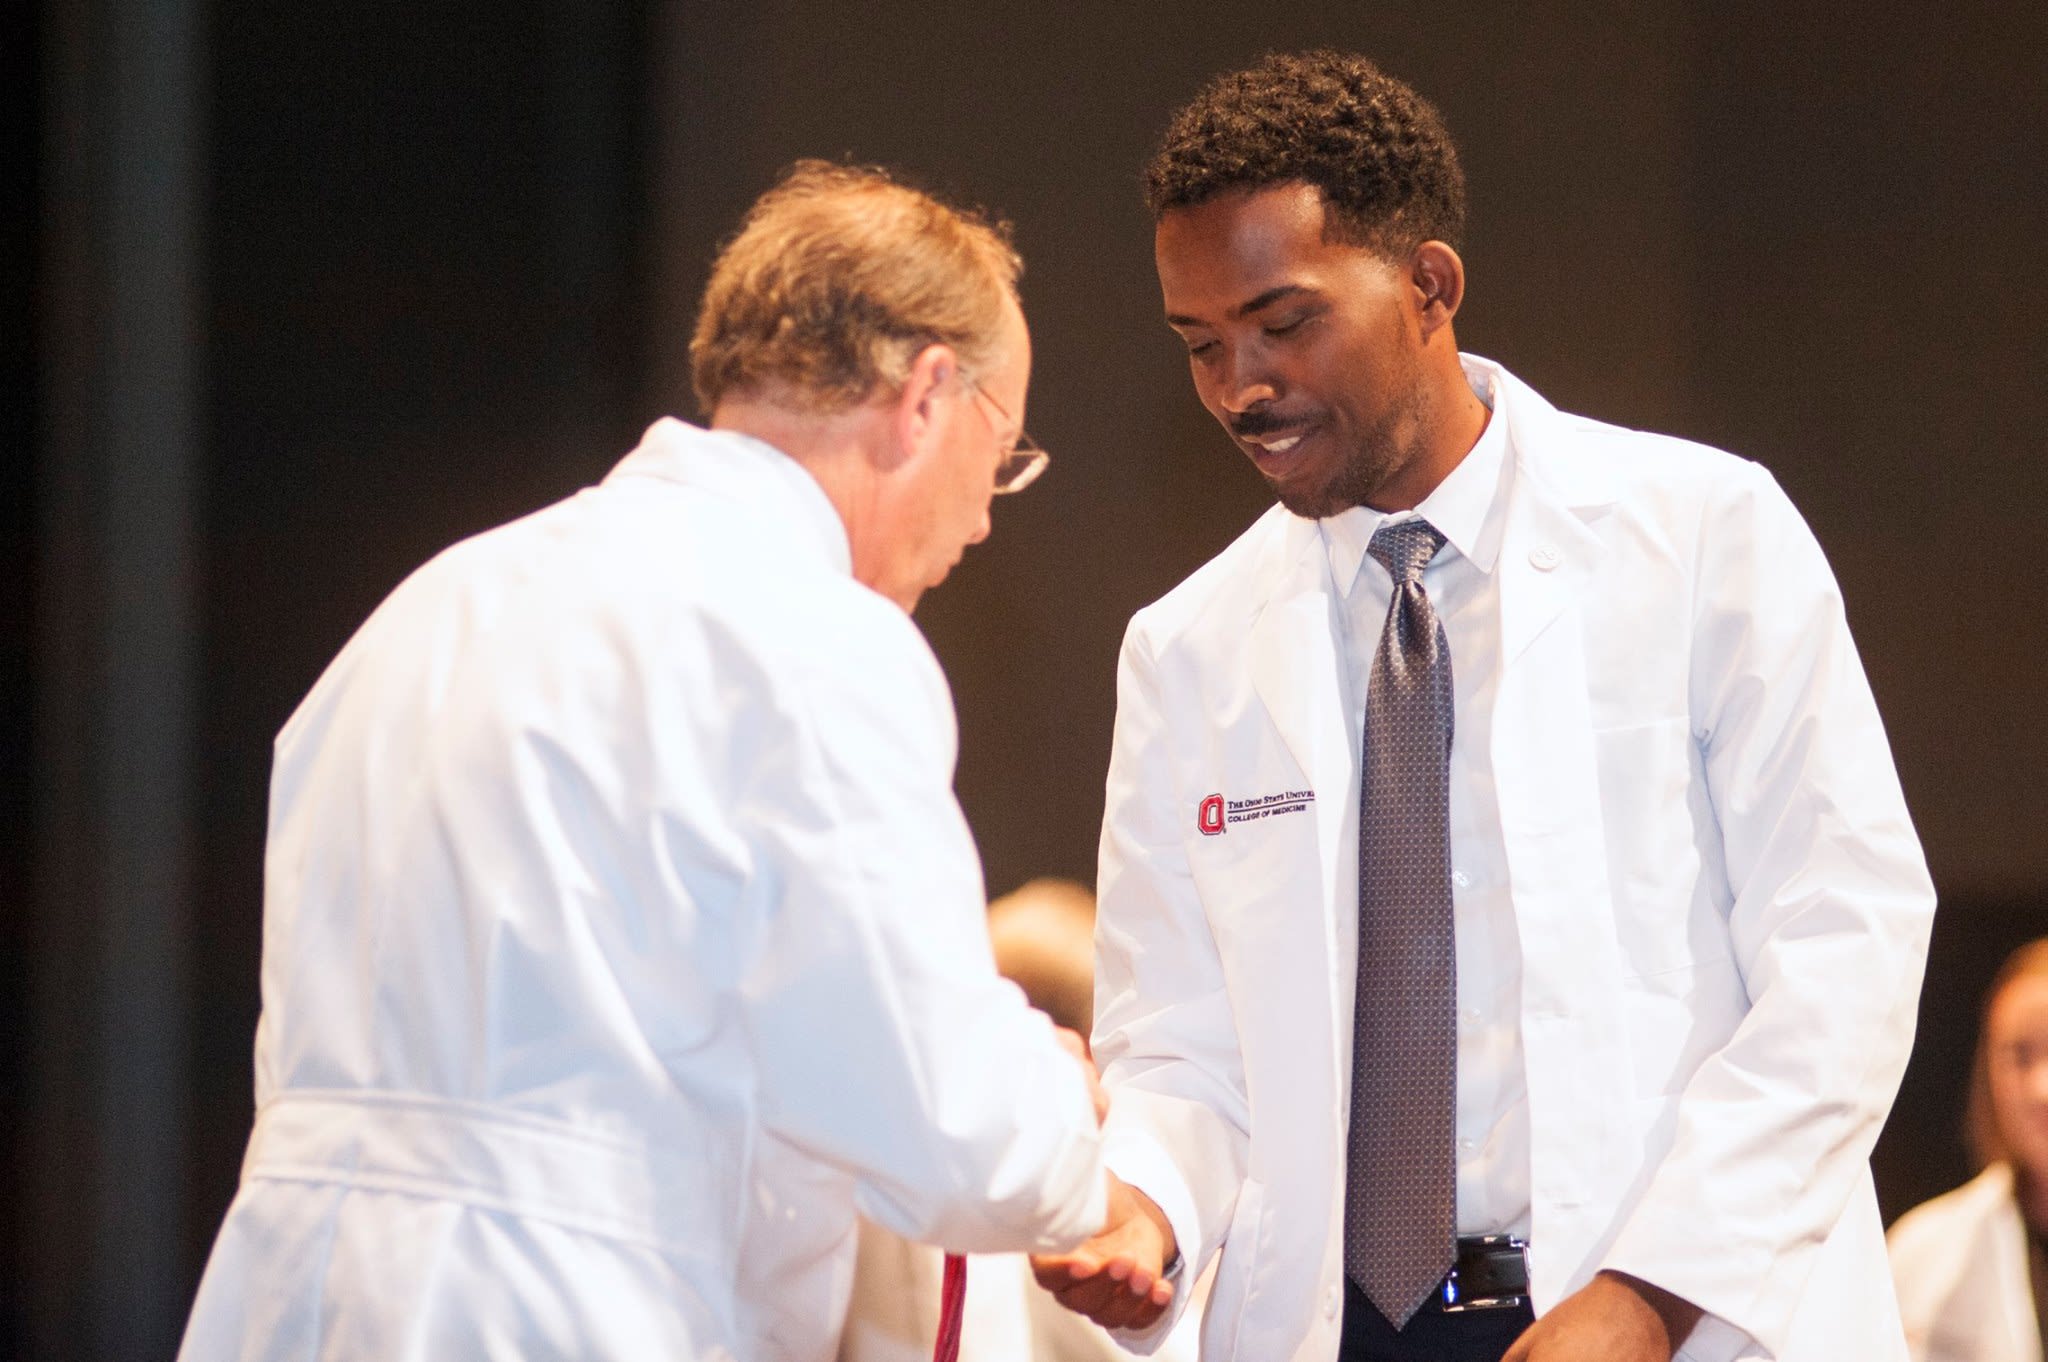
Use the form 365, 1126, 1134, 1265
961, 375, 1051, 495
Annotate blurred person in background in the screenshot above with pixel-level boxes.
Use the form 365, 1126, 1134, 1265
1890, 939, 2048, 1362
839, 878, 1207, 1362
176, 161, 1110, 1362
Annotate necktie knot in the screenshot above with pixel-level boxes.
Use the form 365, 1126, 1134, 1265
1367, 519, 1446, 588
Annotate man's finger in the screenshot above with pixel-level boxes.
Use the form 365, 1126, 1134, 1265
1049, 1253, 1105, 1282
1100, 1294, 1168, 1330
1056, 1275, 1171, 1331
1100, 1253, 1161, 1294
1029, 1258, 1068, 1290
1031, 1254, 1103, 1290
1053, 1282, 1119, 1318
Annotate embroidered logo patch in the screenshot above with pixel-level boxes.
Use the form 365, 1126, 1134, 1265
1197, 789, 1315, 834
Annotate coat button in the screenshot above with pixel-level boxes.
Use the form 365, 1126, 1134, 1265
1324, 1283, 1340, 1319
1529, 544, 1563, 571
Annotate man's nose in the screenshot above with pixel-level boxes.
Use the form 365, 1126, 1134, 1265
1217, 353, 1278, 414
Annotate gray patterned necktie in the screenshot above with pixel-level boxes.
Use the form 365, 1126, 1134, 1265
1345, 518, 1456, 1327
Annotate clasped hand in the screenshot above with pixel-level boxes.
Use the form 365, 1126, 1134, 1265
1029, 1173, 1178, 1331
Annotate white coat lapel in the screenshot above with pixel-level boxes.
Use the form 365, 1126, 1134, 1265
1487, 383, 1643, 1277
1471, 359, 1614, 671
1247, 519, 1355, 908
1246, 517, 1357, 1095
1496, 483, 1606, 669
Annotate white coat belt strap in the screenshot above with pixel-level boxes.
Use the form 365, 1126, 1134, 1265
242, 1090, 734, 1258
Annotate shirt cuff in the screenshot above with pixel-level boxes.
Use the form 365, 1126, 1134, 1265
1103, 1129, 1202, 1283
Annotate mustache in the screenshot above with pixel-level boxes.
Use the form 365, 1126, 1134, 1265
1229, 409, 1303, 439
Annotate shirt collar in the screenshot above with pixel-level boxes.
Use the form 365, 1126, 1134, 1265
1320, 363, 1512, 595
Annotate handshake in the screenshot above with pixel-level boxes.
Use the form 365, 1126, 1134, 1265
1036, 1028, 1181, 1332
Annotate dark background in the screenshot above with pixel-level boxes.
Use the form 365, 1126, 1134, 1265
10, 0, 2046, 1356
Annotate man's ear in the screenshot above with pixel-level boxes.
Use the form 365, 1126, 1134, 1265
1410, 241, 1466, 341
885, 342, 959, 473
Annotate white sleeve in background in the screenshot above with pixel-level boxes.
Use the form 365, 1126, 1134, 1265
1886, 1165, 2040, 1362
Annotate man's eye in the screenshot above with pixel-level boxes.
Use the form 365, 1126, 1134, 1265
1265, 316, 1306, 337
1185, 339, 1219, 359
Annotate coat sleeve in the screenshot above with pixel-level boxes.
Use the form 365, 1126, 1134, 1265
1091, 617, 1251, 1347
732, 600, 1106, 1255
1598, 462, 1936, 1354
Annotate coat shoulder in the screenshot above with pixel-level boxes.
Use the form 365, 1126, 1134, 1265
1886, 1163, 2014, 1262
1524, 406, 1832, 566
1535, 408, 1772, 504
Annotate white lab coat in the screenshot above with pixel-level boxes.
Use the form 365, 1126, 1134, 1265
178, 419, 1107, 1362
1092, 357, 1935, 1362
1889, 1163, 2045, 1362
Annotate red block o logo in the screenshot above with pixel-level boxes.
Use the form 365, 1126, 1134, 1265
1197, 794, 1225, 836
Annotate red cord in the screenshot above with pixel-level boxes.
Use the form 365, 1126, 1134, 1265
933, 1252, 967, 1362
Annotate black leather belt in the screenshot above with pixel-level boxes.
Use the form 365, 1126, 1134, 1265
1423, 1235, 1530, 1313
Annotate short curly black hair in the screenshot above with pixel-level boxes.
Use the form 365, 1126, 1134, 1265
1145, 50, 1466, 259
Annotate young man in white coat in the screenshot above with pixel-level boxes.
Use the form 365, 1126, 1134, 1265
1032, 52, 1936, 1362
178, 161, 1126, 1362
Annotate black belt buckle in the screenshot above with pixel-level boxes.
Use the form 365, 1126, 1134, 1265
1437, 1234, 1530, 1314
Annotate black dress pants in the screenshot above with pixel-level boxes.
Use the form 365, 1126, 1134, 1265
1338, 1278, 1535, 1362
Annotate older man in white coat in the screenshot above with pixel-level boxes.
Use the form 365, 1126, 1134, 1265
179, 161, 1119, 1362
1033, 53, 1936, 1362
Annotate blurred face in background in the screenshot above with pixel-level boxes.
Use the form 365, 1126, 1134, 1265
1987, 963, 2048, 1185
986, 877, 1097, 1039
